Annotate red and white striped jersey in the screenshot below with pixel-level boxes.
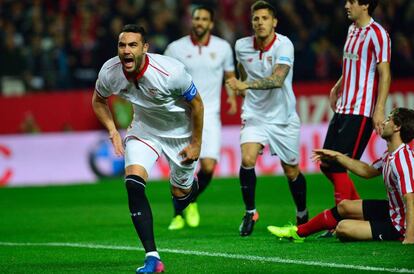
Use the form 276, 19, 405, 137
372, 144, 414, 235
337, 18, 391, 117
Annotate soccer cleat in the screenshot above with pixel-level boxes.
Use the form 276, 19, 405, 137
296, 210, 309, 225
136, 256, 165, 273
267, 225, 305, 243
318, 229, 335, 238
184, 202, 200, 227
168, 215, 185, 230
239, 211, 259, 236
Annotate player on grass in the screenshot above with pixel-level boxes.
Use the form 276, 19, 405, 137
226, 0, 308, 237
92, 24, 204, 273
268, 108, 414, 244
164, 5, 237, 230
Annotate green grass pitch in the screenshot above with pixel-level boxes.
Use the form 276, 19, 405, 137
0, 174, 413, 273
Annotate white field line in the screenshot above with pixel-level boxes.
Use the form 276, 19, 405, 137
0, 241, 413, 273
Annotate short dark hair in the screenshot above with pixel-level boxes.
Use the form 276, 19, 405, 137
348, 0, 378, 16
251, 1, 276, 18
192, 5, 214, 21
120, 24, 147, 43
392, 108, 414, 144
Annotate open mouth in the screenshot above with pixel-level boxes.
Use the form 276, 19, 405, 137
123, 57, 135, 69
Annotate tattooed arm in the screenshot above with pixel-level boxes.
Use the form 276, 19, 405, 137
226, 63, 290, 92
246, 64, 290, 90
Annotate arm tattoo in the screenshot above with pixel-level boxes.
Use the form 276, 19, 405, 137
246, 64, 290, 90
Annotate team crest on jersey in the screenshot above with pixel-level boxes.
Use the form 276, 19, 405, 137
247, 58, 253, 63
147, 88, 158, 96
210, 52, 216, 60
267, 56, 272, 64
186, 54, 192, 58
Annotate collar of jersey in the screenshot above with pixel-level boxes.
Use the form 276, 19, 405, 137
190, 33, 211, 46
353, 17, 374, 30
253, 33, 277, 52
122, 54, 149, 81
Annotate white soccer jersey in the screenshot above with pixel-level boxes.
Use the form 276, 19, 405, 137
164, 35, 234, 115
372, 144, 414, 235
95, 53, 197, 138
235, 33, 297, 124
337, 18, 391, 117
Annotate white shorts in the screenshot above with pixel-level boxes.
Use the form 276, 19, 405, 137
200, 113, 221, 160
124, 127, 197, 189
240, 113, 301, 165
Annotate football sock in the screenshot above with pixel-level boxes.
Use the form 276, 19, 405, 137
193, 169, 213, 201
330, 173, 360, 204
288, 172, 307, 212
240, 166, 256, 211
125, 175, 156, 253
297, 207, 342, 237
172, 179, 199, 212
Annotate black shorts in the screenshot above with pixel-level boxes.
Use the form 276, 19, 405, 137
322, 113, 373, 172
363, 200, 403, 241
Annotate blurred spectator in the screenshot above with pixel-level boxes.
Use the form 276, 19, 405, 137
0, 0, 413, 94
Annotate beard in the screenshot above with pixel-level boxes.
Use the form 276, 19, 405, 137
192, 27, 208, 39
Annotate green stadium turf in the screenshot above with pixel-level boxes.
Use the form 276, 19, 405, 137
0, 174, 413, 273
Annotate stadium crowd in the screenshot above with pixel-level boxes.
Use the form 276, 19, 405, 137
0, 0, 413, 94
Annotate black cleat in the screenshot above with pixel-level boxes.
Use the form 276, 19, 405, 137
239, 211, 259, 236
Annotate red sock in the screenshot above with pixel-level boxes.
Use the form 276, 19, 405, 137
325, 172, 360, 204
297, 209, 338, 237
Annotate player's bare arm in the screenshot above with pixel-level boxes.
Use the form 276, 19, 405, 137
92, 90, 124, 156
403, 192, 414, 244
373, 62, 391, 134
329, 75, 343, 111
312, 149, 380, 179
245, 63, 290, 90
179, 92, 204, 165
224, 71, 237, 115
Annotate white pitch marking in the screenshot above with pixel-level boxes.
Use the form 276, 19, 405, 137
0, 242, 413, 273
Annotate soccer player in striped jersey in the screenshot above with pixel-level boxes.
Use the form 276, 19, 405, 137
226, 1, 308, 236
92, 24, 204, 273
164, 5, 237, 230
268, 108, 414, 244
321, 0, 391, 209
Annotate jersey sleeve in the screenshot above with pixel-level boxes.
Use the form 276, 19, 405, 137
223, 42, 235, 72
169, 66, 198, 102
372, 26, 391, 64
394, 149, 414, 195
371, 157, 383, 171
95, 68, 113, 98
275, 39, 294, 67
164, 44, 174, 58
235, 40, 241, 63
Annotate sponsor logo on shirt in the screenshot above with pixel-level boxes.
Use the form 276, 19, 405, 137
343, 51, 359, 61
186, 54, 192, 58
247, 58, 253, 63
278, 56, 290, 63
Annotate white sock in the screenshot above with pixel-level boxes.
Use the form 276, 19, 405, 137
246, 209, 256, 214
146, 251, 160, 259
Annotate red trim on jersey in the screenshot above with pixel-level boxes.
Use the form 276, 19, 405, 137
253, 33, 277, 59
352, 116, 367, 158
149, 63, 169, 77
190, 33, 211, 46
122, 55, 149, 81
389, 149, 407, 232
400, 148, 414, 194
127, 136, 160, 159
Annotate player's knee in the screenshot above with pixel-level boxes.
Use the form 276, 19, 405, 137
171, 185, 191, 198
336, 220, 353, 240
200, 161, 216, 174
337, 199, 352, 217
241, 155, 256, 167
